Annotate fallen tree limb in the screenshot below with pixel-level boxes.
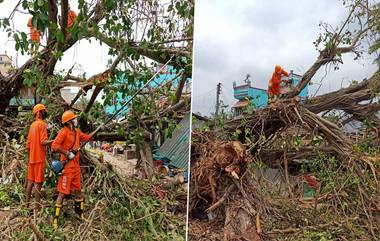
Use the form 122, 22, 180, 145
257, 147, 337, 167
27, 219, 45, 241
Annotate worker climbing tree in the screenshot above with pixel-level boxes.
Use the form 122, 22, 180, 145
58, 4, 77, 29
27, 17, 42, 55
67, 4, 77, 28
267, 64, 289, 101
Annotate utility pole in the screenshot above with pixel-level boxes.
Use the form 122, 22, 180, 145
215, 82, 221, 119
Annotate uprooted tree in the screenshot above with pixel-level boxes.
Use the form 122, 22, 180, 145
0, 0, 192, 240
0, 0, 193, 174
189, 1, 380, 240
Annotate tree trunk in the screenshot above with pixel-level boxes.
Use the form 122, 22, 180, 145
139, 141, 155, 179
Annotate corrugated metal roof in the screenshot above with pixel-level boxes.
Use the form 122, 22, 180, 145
157, 112, 190, 171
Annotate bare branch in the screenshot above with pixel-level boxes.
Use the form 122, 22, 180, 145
86, 28, 190, 66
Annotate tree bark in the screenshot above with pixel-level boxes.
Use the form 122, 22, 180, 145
173, 72, 188, 105
60, 0, 68, 39
139, 141, 155, 179
47, 0, 58, 43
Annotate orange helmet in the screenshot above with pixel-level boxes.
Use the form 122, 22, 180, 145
32, 104, 46, 115
275, 65, 282, 73
62, 110, 77, 124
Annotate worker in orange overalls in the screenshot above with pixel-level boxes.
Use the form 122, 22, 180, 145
67, 4, 77, 28
268, 65, 289, 100
51, 110, 94, 229
27, 18, 42, 54
26, 104, 51, 212
59, 4, 77, 29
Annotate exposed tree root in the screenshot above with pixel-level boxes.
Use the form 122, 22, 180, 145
189, 100, 380, 240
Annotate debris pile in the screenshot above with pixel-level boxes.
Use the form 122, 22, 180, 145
188, 100, 380, 241
189, 139, 251, 212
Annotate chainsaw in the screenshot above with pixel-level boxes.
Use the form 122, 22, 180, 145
51, 57, 173, 175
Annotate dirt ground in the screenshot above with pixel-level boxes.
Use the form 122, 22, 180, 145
188, 218, 224, 241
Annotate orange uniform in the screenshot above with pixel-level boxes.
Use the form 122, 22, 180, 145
26, 119, 48, 183
27, 18, 41, 44
52, 127, 91, 194
67, 10, 77, 28
268, 68, 289, 96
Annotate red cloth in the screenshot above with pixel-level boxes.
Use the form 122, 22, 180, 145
154, 160, 164, 172
304, 174, 318, 188
51, 127, 92, 174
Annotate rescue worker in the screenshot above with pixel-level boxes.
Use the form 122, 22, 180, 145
51, 110, 94, 229
67, 4, 77, 28
268, 65, 289, 100
59, 4, 77, 29
26, 104, 51, 211
27, 17, 42, 54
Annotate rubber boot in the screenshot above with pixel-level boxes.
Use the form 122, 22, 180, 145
74, 198, 84, 220
52, 204, 62, 230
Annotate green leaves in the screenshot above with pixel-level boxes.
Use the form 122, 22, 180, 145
363, 118, 374, 130
22, 64, 43, 88
21, 32, 27, 44
105, 0, 116, 11
164, 119, 178, 139
1, 17, 9, 28
52, 49, 64, 60
22, 69, 34, 87
13, 31, 29, 55
232, 129, 242, 141
56, 30, 64, 42
293, 135, 301, 148
37, 0, 44, 7
117, 127, 126, 137
21, 0, 29, 9
175, 1, 192, 18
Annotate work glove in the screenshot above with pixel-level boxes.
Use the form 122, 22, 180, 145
67, 151, 76, 160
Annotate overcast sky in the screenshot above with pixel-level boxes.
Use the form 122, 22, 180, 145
0, 1, 110, 79
2, 1, 378, 115
191, 0, 378, 115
